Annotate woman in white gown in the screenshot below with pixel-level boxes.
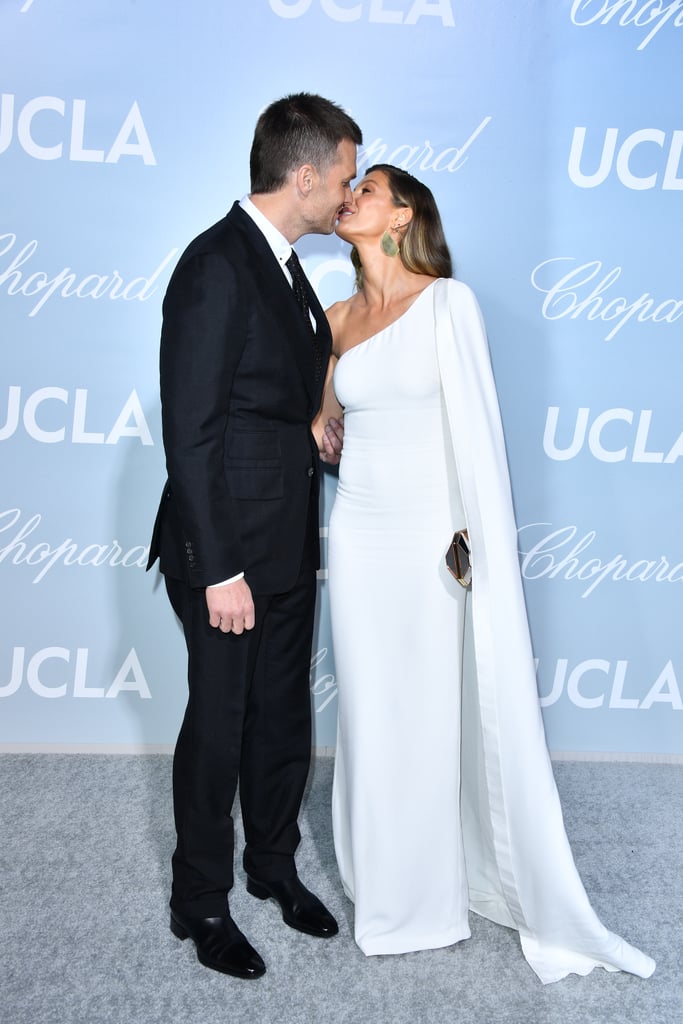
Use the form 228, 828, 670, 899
313, 164, 655, 984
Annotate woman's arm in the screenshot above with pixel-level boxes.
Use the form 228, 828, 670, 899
312, 352, 343, 450
313, 300, 346, 456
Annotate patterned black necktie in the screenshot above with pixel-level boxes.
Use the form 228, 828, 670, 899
286, 249, 323, 383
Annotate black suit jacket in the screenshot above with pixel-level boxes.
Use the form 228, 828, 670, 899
148, 202, 331, 594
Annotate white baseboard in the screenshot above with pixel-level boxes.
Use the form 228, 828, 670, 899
0, 744, 681, 763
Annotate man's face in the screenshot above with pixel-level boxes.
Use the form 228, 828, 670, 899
304, 138, 358, 235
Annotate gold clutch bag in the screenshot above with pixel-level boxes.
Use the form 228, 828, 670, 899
445, 530, 472, 588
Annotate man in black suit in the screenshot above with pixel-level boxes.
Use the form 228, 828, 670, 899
148, 94, 362, 979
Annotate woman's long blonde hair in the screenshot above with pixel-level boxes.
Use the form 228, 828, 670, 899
351, 164, 453, 289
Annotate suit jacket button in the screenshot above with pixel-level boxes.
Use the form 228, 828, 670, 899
307, 467, 314, 477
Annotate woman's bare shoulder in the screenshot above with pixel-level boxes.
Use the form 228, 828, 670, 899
325, 297, 354, 326
325, 296, 360, 354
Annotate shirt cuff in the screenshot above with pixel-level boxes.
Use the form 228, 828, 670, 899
207, 572, 245, 587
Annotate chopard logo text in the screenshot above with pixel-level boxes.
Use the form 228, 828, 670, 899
0, 508, 149, 584
359, 117, 491, 175
570, 0, 683, 50
530, 258, 683, 341
519, 523, 683, 598
0, 233, 178, 316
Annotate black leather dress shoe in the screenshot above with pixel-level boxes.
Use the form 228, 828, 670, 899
170, 910, 266, 979
246, 876, 339, 938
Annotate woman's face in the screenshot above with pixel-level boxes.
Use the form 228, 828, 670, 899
336, 170, 404, 243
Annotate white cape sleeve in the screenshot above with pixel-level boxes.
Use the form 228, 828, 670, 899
434, 278, 655, 983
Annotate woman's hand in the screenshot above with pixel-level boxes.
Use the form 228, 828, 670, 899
319, 415, 344, 464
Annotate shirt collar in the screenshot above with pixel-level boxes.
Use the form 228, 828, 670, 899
239, 195, 292, 268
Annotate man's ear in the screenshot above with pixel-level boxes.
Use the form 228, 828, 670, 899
295, 164, 315, 196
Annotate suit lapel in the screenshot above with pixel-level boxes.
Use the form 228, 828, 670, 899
228, 204, 329, 404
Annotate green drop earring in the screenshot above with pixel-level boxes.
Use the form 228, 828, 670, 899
380, 224, 402, 258
380, 231, 399, 257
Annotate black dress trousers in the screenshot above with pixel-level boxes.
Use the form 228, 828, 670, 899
165, 500, 318, 918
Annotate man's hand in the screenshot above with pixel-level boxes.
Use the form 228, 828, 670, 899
319, 415, 344, 465
206, 578, 255, 634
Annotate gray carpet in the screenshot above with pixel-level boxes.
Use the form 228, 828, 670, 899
1, 755, 680, 1024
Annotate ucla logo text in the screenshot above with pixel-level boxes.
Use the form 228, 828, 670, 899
269, 0, 455, 25
0, 647, 151, 699
0, 387, 154, 446
0, 94, 156, 164
569, 127, 683, 190
537, 658, 681, 710
543, 407, 683, 464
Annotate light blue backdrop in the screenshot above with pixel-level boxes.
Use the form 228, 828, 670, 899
1, 0, 681, 756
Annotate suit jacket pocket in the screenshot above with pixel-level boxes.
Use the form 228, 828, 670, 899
225, 464, 284, 500
225, 429, 283, 499
225, 430, 286, 497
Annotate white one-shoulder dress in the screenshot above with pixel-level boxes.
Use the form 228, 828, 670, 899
328, 279, 655, 984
